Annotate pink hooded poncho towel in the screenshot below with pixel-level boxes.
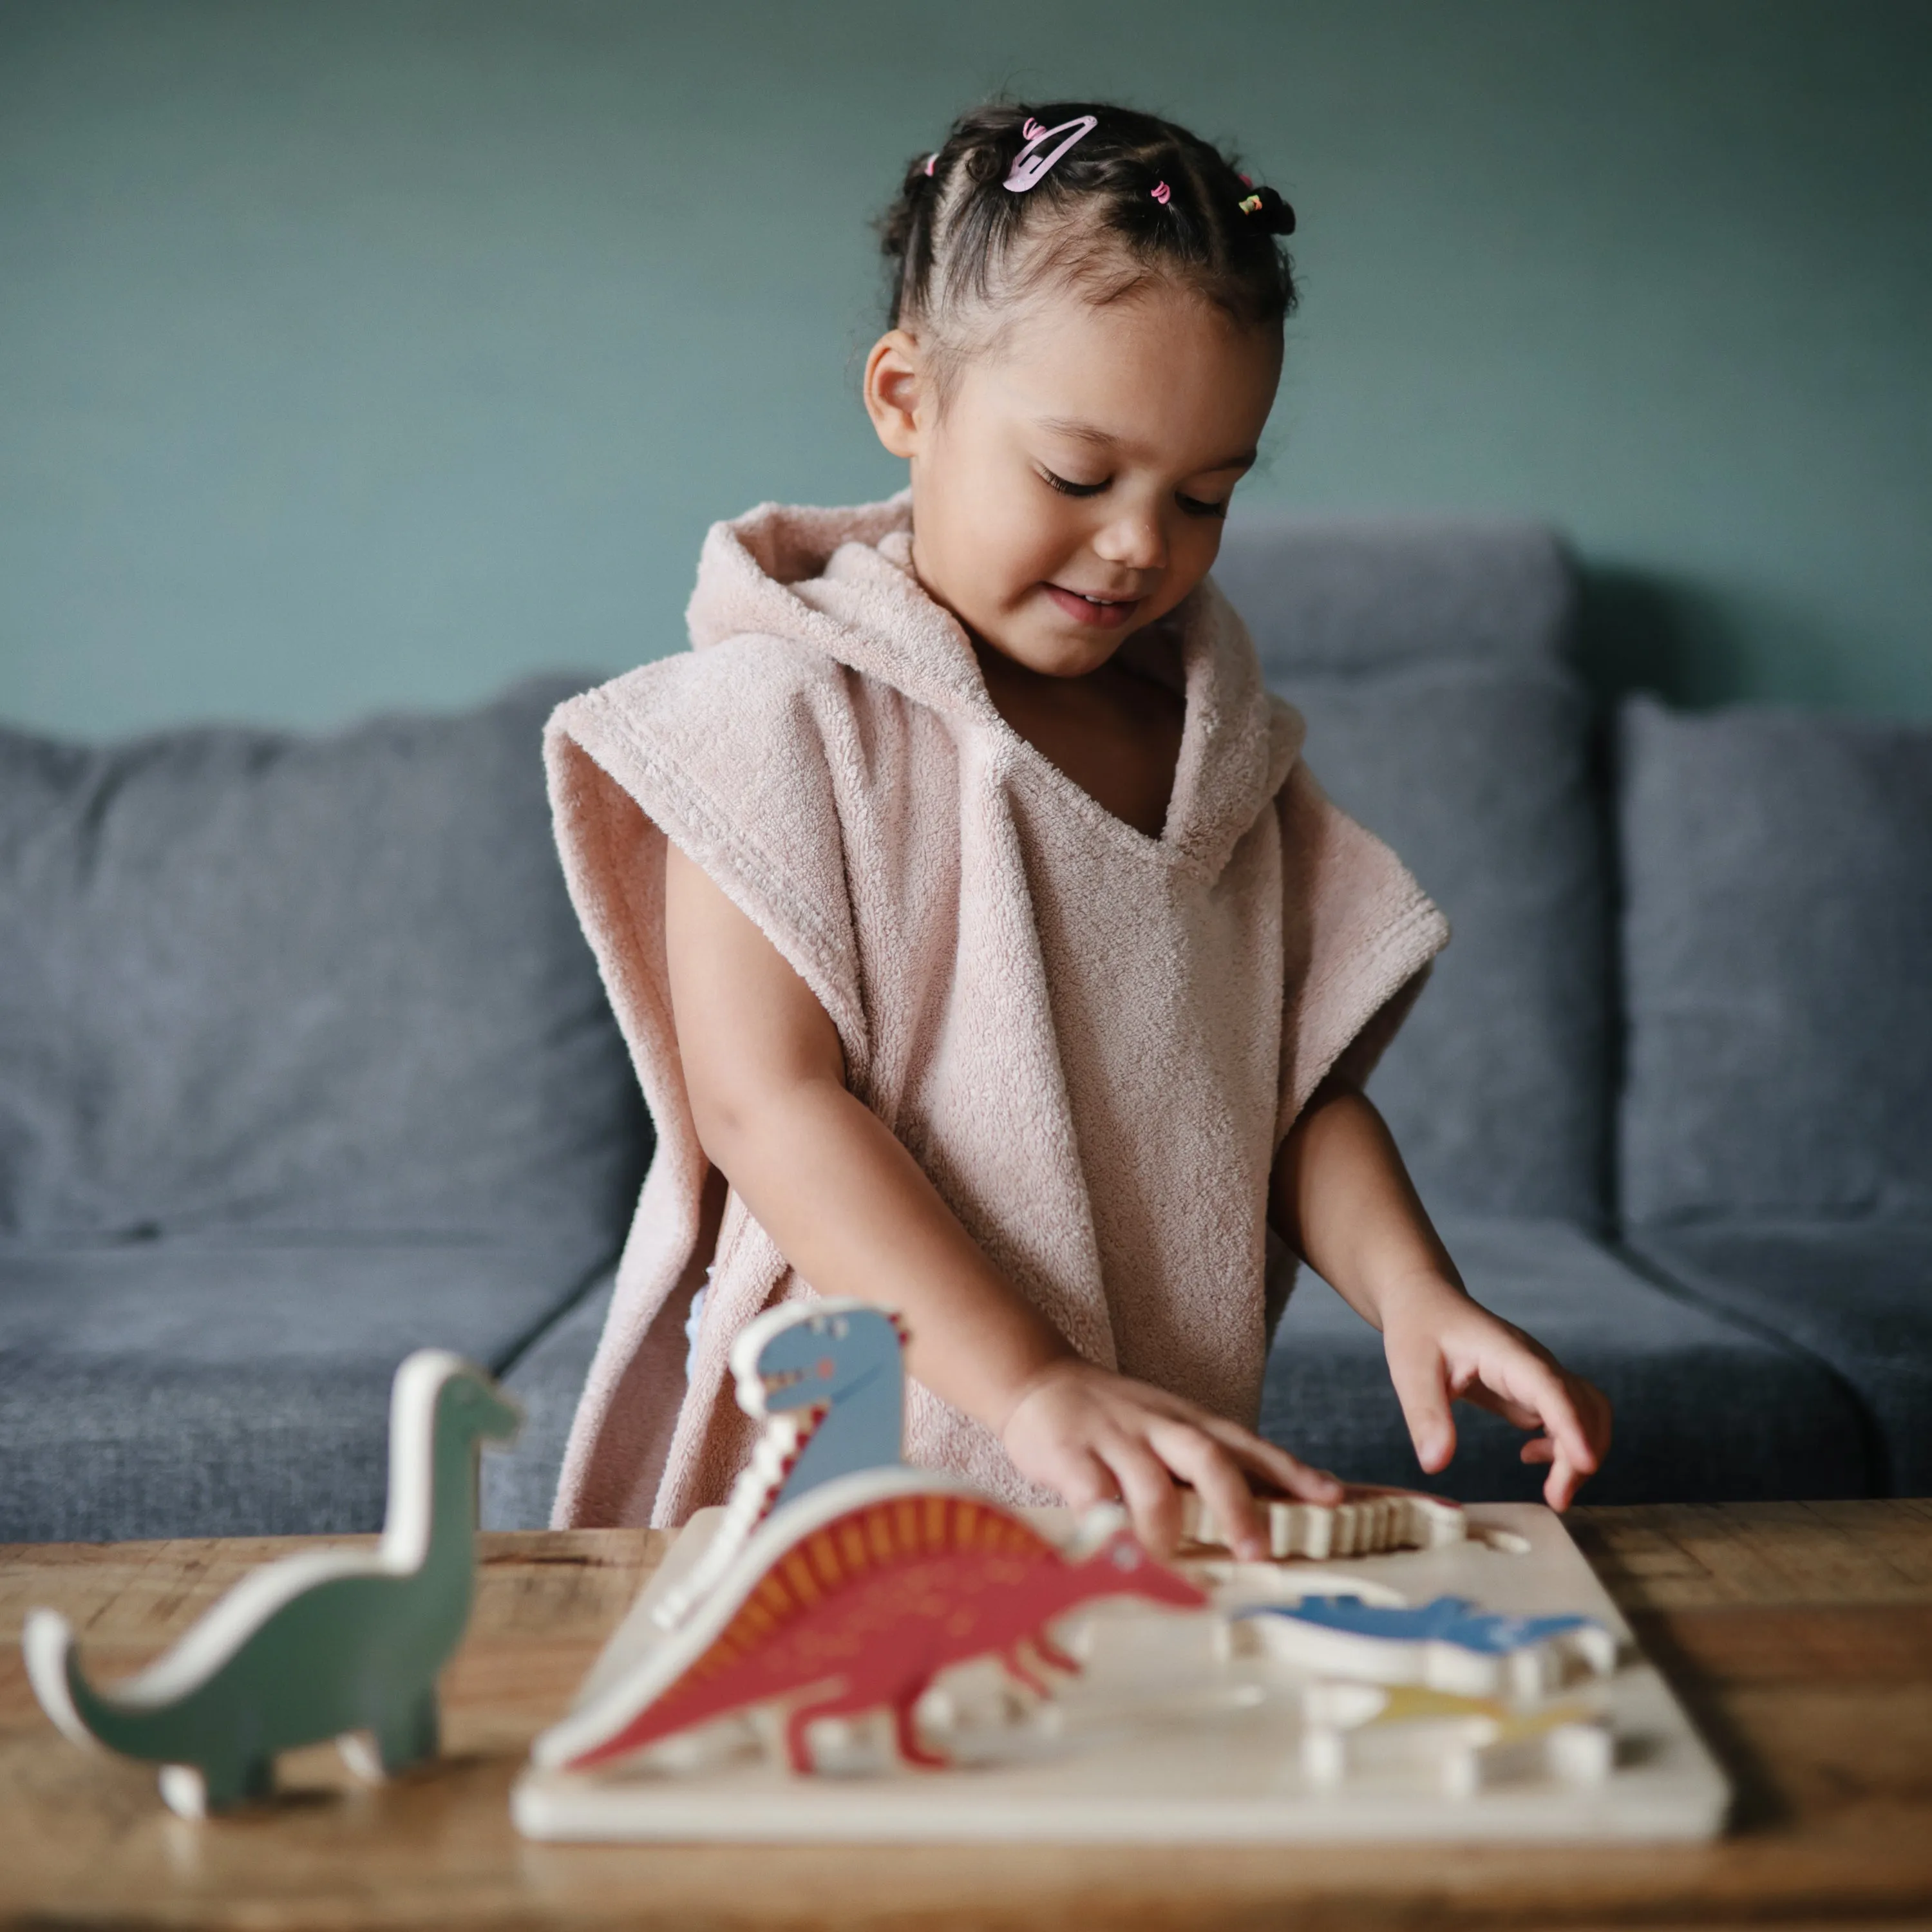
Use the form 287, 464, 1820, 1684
544, 494, 1449, 1530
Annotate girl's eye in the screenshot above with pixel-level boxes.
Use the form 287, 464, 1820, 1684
1039, 468, 1227, 518
1039, 468, 1108, 498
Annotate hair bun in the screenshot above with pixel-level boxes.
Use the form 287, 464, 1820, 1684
1238, 182, 1296, 236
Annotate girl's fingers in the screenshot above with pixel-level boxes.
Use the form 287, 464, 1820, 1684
1486, 1353, 1600, 1478
1195, 1416, 1343, 1503
1385, 1331, 1456, 1472
1003, 1363, 1354, 1550
1454, 1381, 1544, 1431
1243, 1441, 1345, 1504
1461, 1352, 1610, 1495
1142, 1383, 1341, 1504
1542, 1449, 1587, 1512
1580, 1379, 1615, 1459
1149, 1423, 1269, 1559
1102, 1439, 1186, 1559
1550, 1381, 1611, 1509
1039, 1443, 1121, 1514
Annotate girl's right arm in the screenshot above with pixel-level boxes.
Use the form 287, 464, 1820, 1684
663, 841, 1339, 1558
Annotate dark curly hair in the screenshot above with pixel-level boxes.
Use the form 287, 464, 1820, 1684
878, 100, 1298, 405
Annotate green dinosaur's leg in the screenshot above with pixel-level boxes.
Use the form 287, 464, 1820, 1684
184, 1750, 276, 1814
374, 1685, 440, 1774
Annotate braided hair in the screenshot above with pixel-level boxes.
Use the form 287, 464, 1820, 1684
878, 100, 1297, 406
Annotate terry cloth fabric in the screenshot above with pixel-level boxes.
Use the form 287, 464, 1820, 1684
544, 494, 1449, 1528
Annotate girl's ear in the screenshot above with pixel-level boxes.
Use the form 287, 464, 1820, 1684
863, 330, 926, 459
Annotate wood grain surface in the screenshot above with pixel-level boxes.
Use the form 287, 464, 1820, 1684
3, 1501, 1929, 1930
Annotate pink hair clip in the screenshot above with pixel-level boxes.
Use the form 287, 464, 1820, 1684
1003, 114, 1098, 193
922, 152, 937, 176
1150, 180, 1171, 205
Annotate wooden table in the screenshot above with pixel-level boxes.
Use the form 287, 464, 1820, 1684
3, 1501, 1930, 1929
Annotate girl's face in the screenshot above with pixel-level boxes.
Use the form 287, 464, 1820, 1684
865, 279, 1282, 677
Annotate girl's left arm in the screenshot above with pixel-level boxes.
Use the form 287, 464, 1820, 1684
1268, 1077, 1613, 1510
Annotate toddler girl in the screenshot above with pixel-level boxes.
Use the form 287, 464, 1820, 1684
544, 102, 1611, 1558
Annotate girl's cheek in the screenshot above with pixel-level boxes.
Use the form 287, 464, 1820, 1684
990, 503, 1063, 585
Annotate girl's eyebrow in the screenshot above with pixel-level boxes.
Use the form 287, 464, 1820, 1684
1033, 414, 1256, 472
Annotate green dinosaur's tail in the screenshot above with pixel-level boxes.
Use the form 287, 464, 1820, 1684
24, 1609, 179, 1761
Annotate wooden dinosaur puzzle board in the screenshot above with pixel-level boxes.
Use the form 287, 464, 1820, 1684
511, 1499, 1730, 1844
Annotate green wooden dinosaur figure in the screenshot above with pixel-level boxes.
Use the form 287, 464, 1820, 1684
23, 1349, 520, 1817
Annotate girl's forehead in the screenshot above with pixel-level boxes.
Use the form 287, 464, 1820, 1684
965, 286, 1280, 464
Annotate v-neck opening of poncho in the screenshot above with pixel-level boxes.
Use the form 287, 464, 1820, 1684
685, 497, 1277, 884
965, 619, 1209, 867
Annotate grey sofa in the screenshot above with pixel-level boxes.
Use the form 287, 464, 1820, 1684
0, 684, 647, 1540
3, 520, 1924, 1542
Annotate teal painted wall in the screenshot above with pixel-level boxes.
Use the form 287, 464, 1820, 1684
2, 0, 1927, 737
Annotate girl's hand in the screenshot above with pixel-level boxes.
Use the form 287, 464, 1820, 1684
998, 1357, 1343, 1562
1381, 1279, 1612, 1511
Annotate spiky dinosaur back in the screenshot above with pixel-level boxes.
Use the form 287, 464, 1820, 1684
569, 1492, 1102, 1771
650, 1401, 830, 1631
651, 1300, 911, 1634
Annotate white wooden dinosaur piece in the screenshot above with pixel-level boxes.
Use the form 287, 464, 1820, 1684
1180, 1485, 1466, 1560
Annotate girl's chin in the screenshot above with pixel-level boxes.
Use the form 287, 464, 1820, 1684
975, 626, 1123, 682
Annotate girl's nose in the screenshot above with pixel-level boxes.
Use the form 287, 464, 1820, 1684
1093, 510, 1167, 574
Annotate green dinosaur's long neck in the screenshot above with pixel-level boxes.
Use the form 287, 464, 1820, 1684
426, 1426, 480, 1574
384, 1397, 480, 1580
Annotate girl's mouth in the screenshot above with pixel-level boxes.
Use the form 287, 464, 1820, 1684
1044, 583, 1142, 630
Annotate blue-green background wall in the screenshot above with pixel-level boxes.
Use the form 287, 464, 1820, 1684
3, 0, 1927, 737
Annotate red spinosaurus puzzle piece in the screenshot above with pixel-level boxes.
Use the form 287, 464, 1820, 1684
533, 1468, 1207, 1776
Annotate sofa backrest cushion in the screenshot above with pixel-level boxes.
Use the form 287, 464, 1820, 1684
0, 676, 649, 1245
1616, 695, 1932, 1224
1216, 516, 1609, 1222
1214, 515, 1577, 676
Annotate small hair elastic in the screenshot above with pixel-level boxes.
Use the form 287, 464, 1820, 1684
1150, 180, 1172, 206
1003, 114, 1099, 193
922, 152, 937, 176
1235, 184, 1296, 234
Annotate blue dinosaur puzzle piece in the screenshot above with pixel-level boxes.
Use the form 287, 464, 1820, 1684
1241, 1595, 1602, 1654
730, 1300, 907, 1509
647, 1302, 914, 1635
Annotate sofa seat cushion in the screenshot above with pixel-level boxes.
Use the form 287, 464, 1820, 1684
1616, 697, 1932, 1224
1631, 1222, 1930, 1496
0, 1235, 609, 1541
1261, 1216, 1871, 1503
482, 1269, 616, 1532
